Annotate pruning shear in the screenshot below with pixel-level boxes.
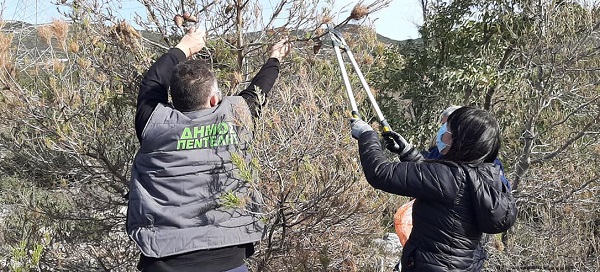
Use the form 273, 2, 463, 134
328, 25, 391, 132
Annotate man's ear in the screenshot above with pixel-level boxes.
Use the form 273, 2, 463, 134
209, 94, 220, 107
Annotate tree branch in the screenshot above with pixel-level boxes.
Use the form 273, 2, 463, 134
551, 95, 600, 126
531, 113, 600, 164
553, 176, 599, 204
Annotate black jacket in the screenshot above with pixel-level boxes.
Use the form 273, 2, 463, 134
358, 131, 516, 271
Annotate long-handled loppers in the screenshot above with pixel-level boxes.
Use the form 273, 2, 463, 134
328, 26, 391, 132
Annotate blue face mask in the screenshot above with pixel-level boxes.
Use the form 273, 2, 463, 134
436, 123, 450, 153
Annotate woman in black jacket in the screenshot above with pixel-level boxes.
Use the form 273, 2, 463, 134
350, 106, 517, 271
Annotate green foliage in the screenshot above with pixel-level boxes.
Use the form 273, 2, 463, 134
370, 0, 600, 270
0, 176, 65, 271
8, 233, 49, 272
318, 245, 331, 269
220, 191, 243, 209
231, 152, 254, 183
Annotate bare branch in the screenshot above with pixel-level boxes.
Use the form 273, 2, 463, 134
531, 113, 600, 164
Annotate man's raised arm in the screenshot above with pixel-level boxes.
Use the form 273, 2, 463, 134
239, 39, 291, 118
135, 28, 206, 142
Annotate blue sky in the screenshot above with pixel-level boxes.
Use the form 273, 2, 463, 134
2, 0, 422, 40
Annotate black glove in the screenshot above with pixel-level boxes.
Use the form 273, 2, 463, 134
382, 130, 411, 154
382, 130, 423, 162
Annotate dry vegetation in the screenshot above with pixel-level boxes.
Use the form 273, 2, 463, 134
0, 0, 598, 271
0, 1, 404, 269
247, 59, 412, 270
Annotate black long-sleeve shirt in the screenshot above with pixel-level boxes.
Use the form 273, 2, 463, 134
135, 48, 281, 142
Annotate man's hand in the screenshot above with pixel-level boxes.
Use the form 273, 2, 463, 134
350, 118, 374, 140
383, 130, 412, 155
175, 27, 206, 58
269, 38, 291, 62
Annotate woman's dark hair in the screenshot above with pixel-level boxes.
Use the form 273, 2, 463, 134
443, 106, 500, 164
170, 59, 217, 111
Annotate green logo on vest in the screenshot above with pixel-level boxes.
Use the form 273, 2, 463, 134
177, 122, 239, 150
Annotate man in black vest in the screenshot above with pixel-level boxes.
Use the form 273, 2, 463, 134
127, 26, 290, 272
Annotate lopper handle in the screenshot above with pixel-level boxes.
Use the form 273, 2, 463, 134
381, 119, 392, 133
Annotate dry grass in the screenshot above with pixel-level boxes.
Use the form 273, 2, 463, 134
348, 0, 392, 21
0, 32, 13, 75
111, 21, 141, 49
320, 15, 333, 25
50, 20, 69, 48
37, 25, 54, 46
52, 59, 65, 74
350, 4, 369, 20
0, 32, 11, 55
34, 21, 70, 52
230, 71, 243, 87
68, 41, 79, 53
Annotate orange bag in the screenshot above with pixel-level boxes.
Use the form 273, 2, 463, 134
393, 199, 414, 247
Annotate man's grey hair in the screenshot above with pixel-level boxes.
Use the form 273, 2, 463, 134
440, 105, 462, 122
